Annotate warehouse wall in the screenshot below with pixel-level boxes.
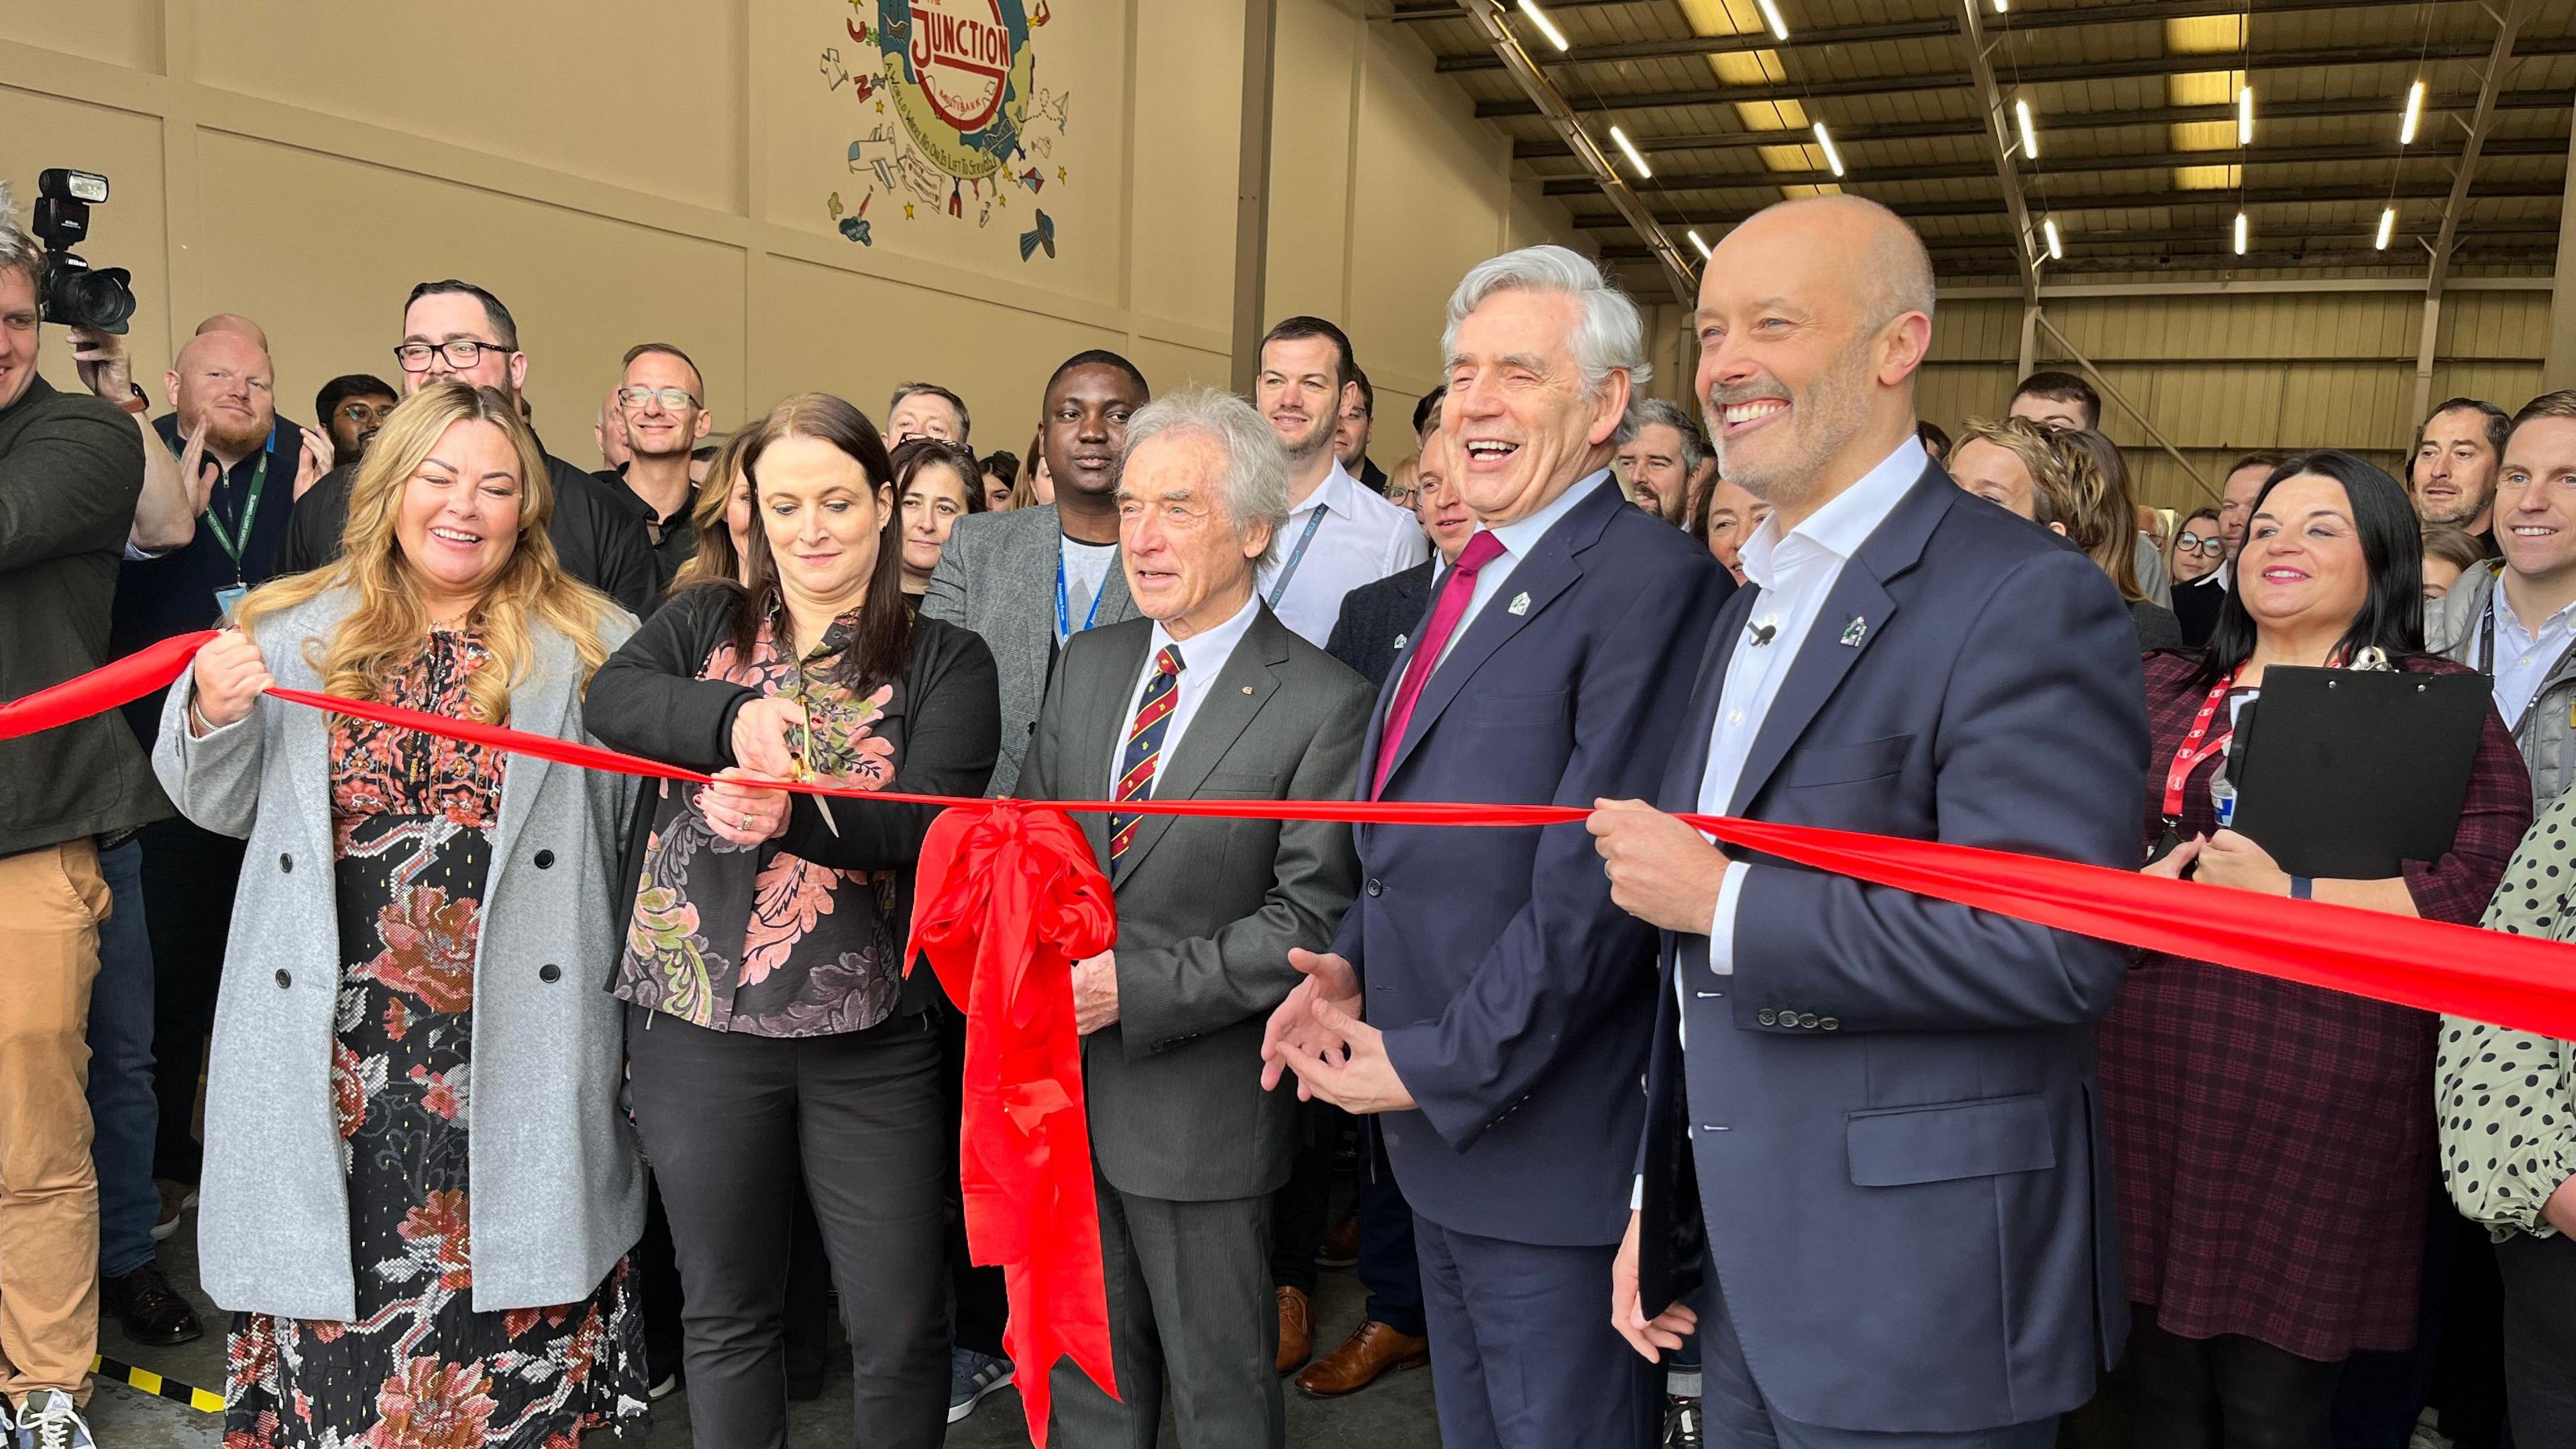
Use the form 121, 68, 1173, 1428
0, 0, 1576, 473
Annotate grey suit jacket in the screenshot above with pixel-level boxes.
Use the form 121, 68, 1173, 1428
921, 502, 1136, 794
152, 588, 647, 1320
1017, 604, 1371, 1202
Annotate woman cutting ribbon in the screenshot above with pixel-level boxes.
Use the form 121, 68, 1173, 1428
586, 392, 998, 1449
152, 380, 649, 1448
2110, 451, 2528, 1446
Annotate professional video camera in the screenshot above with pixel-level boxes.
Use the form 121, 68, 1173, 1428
28, 168, 135, 335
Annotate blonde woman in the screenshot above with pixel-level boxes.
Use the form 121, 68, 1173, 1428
674, 429, 757, 590
154, 380, 648, 1448
1951, 415, 2184, 650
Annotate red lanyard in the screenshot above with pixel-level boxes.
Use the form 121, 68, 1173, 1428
2161, 671, 2240, 823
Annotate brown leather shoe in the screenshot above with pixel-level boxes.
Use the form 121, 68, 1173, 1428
1316, 1212, 1361, 1269
1295, 1319, 1430, 1397
1275, 1286, 1312, 1375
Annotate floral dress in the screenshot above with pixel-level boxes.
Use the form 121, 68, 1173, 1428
614, 605, 907, 1036
225, 629, 649, 1449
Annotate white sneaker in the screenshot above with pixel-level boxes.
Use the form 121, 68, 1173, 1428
10, 1389, 95, 1449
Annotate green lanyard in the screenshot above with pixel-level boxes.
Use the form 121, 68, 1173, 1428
191, 446, 268, 580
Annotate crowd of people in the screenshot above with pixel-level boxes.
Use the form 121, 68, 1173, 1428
4, 178, 2576, 1449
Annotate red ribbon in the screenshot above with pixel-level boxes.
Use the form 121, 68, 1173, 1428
22, 631, 2576, 1443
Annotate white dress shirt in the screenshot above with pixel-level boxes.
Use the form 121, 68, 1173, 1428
1436, 470, 1612, 667
1257, 460, 1430, 647
1695, 437, 1927, 973
2476, 584, 2576, 729
1108, 591, 1263, 799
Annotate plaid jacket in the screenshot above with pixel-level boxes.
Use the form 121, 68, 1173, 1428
2099, 649, 2529, 1358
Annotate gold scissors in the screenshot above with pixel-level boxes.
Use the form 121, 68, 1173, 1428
788, 682, 839, 837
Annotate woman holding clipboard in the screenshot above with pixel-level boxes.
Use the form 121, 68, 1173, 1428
2106, 452, 2530, 1446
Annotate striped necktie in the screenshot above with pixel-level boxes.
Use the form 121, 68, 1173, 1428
1110, 645, 1186, 861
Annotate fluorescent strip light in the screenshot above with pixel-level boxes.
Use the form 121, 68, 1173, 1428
2043, 217, 2063, 261
1993, 0, 2007, 11
2014, 98, 2039, 159
2237, 85, 2254, 146
2400, 79, 2424, 145
2375, 206, 2396, 250
1516, 0, 1569, 52
1688, 229, 1713, 260
1812, 122, 1845, 177
2233, 211, 2249, 256
1609, 125, 1652, 179
1756, 0, 1789, 41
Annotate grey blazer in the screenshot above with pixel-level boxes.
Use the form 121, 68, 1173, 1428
1017, 605, 1371, 1202
152, 588, 646, 1320
921, 502, 1136, 794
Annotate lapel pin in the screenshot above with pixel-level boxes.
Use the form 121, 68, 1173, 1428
1393, 633, 1409, 652
1839, 615, 1868, 647
1508, 592, 1532, 616
1241, 685, 1254, 694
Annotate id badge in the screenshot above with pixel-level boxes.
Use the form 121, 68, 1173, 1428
213, 584, 246, 619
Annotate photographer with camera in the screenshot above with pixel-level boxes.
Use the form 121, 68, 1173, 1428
0, 175, 164, 1449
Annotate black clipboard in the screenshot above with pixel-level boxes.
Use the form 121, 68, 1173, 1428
2226, 666, 2491, 879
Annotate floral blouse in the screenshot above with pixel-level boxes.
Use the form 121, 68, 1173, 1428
614, 606, 907, 1036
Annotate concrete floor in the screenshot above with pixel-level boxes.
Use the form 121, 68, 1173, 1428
88, 1199, 1444, 1448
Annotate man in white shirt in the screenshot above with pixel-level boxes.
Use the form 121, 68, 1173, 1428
2430, 392, 2576, 807
1589, 195, 2146, 1448
1017, 386, 1372, 1449
1251, 317, 1429, 646
2214, 451, 2286, 586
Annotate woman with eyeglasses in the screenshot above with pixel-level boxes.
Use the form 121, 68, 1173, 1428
2167, 505, 2227, 645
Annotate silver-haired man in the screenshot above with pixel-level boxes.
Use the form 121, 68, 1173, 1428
1018, 385, 1376, 1449
1259, 245, 1733, 1448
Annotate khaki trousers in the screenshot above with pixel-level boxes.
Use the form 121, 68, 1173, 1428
0, 839, 107, 1405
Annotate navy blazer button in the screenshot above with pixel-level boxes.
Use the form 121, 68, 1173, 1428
1757, 1009, 1778, 1026
1366, 878, 1383, 897
533, 849, 555, 869
1797, 1012, 1819, 1030
274, 969, 291, 989
539, 963, 562, 983
1820, 1017, 1840, 1031
278, 853, 292, 872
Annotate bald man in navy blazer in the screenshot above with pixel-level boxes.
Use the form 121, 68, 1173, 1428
1591, 199, 2146, 1448
1262, 246, 1731, 1449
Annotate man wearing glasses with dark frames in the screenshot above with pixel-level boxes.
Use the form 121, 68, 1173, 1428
272, 278, 657, 616
603, 341, 714, 591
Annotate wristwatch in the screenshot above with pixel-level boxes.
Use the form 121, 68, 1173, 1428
115, 382, 148, 417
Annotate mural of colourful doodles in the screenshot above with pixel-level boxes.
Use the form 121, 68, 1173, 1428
822, 0, 1072, 261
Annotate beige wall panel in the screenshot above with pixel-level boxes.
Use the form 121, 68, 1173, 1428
1122, 337, 1232, 401
4, 87, 174, 401
753, 254, 1102, 446
1263, 0, 1358, 325
197, 1, 745, 215
1915, 364, 2020, 436
1344, 21, 1514, 394
766, 0, 1128, 309
2438, 292, 2548, 362
2431, 361, 2545, 414
0, 1, 154, 70
1927, 299, 2016, 364
2274, 364, 2410, 452
193, 132, 746, 460
1128, 0, 1242, 337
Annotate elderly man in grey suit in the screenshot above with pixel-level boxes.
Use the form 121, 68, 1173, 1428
1018, 384, 1373, 1449
923, 350, 1150, 794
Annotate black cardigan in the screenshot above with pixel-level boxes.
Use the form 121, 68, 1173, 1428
585, 584, 1001, 1013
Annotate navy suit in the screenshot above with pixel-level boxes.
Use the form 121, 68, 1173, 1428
1637, 467, 2148, 1443
1336, 476, 1731, 1446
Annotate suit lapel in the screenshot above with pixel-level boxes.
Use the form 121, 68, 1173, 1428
1113, 608, 1287, 885
489, 628, 574, 879
1725, 468, 1955, 816
1663, 583, 1758, 814
1012, 508, 1069, 676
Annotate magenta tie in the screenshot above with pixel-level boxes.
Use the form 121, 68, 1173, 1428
1374, 529, 1509, 798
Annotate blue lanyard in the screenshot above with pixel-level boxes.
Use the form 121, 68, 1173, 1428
1263, 506, 1331, 608
1057, 549, 1108, 642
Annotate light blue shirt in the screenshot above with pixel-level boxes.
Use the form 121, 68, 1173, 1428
1695, 437, 1926, 974
2479, 585, 2576, 730
1435, 469, 1613, 667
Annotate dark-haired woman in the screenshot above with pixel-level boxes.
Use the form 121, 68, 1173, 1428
2166, 505, 2226, 646
891, 437, 986, 608
2104, 452, 2529, 1446
588, 392, 1000, 1449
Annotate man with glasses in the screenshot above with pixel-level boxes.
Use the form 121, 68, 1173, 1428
604, 343, 714, 590
274, 279, 657, 615
315, 374, 397, 469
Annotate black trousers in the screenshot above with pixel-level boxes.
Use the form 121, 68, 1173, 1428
2128, 1305, 2345, 1449
627, 1005, 949, 1449
2498, 1230, 2576, 1446
139, 814, 245, 1183
937, 999, 1010, 1358
1270, 1099, 1340, 1296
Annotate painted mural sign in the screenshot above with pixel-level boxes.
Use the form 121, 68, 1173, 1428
820, 0, 1067, 262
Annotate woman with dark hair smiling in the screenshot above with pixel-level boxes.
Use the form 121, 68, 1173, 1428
890, 436, 985, 607
2104, 451, 2528, 1446
586, 392, 1000, 1449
